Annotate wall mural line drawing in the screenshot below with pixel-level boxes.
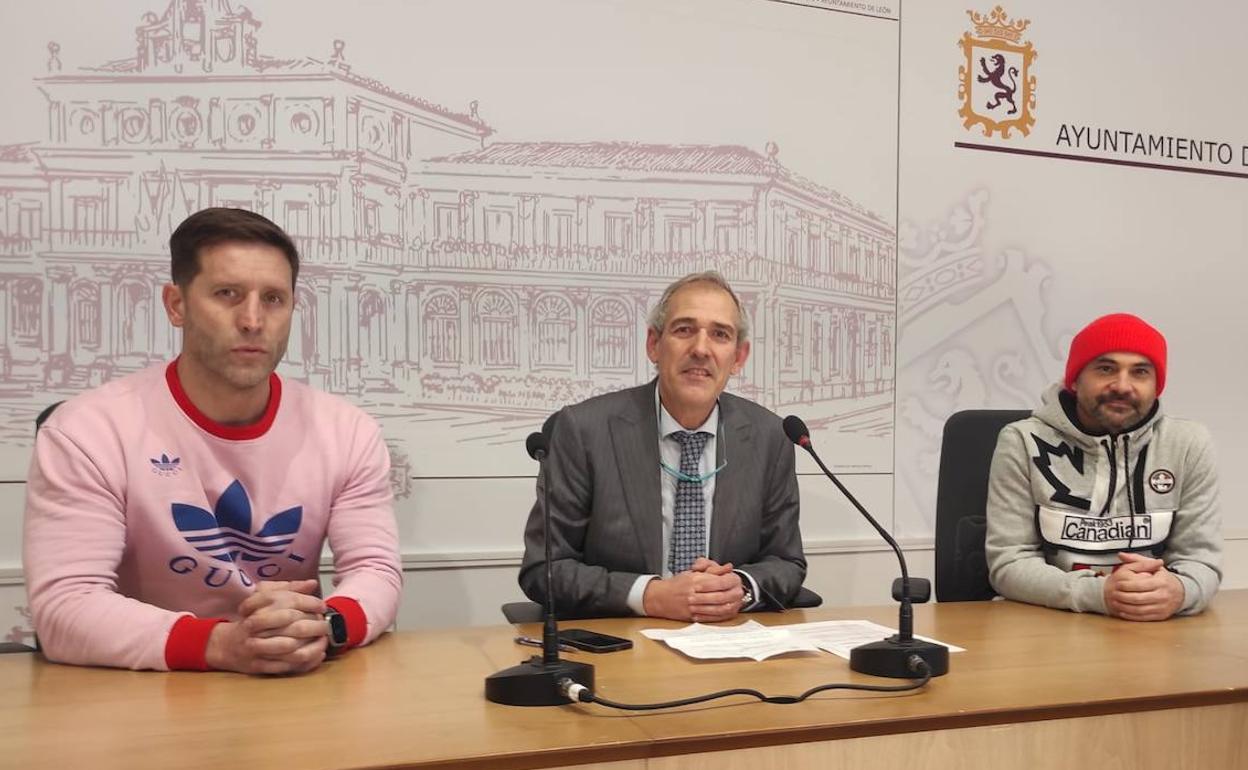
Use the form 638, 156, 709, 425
0, 0, 898, 476
894, 188, 1067, 535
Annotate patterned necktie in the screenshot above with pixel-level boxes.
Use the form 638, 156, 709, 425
669, 430, 712, 574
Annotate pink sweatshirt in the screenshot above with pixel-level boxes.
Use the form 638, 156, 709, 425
23, 361, 402, 671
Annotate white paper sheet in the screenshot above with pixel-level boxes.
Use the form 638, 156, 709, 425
784, 619, 966, 658
639, 620, 819, 661
640, 619, 964, 661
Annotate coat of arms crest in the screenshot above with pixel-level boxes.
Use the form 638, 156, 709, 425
957, 6, 1036, 139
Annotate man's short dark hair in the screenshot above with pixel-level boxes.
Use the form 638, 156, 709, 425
169, 207, 300, 288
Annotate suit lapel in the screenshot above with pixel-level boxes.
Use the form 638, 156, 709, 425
610, 382, 664, 574
710, 395, 753, 559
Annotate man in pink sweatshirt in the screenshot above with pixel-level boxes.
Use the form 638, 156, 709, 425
23, 207, 402, 673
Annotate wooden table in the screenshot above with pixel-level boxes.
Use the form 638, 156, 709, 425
2, 593, 1247, 770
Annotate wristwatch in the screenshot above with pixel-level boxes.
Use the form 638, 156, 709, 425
737, 574, 755, 609
325, 608, 350, 650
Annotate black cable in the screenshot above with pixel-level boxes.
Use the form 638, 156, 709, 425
560, 656, 932, 711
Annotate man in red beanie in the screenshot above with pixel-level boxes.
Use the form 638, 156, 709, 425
985, 313, 1221, 620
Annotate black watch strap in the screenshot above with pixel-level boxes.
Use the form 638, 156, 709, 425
325, 608, 350, 649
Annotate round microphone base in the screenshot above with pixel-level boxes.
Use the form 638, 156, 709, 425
849, 635, 949, 679
485, 656, 596, 706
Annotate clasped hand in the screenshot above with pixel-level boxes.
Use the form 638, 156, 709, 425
1103, 552, 1185, 622
205, 579, 330, 675
642, 557, 748, 622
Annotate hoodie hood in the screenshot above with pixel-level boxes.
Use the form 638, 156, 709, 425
1032, 382, 1162, 449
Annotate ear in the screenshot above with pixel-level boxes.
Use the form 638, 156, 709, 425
162, 283, 186, 328
730, 340, 750, 375
645, 327, 661, 364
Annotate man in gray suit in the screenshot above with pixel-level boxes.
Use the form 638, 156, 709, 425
520, 271, 806, 621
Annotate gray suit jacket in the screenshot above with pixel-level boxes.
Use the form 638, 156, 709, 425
519, 381, 806, 618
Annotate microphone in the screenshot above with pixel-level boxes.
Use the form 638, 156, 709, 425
783, 415, 948, 679
525, 431, 546, 462
485, 412, 596, 706
524, 412, 557, 461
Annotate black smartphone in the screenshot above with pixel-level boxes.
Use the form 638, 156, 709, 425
558, 628, 634, 653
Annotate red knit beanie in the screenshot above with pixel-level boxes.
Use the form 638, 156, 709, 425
1064, 313, 1167, 395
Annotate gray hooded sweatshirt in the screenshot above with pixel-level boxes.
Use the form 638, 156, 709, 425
985, 383, 1221, 615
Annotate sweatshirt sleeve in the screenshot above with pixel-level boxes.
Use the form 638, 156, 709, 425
1166, 425, 1222, 615
985, 425, 1108, 614
324, 416, 402, 646
23, 425, 191, 670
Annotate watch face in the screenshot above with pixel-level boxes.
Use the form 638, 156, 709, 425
327, 610, 350, 647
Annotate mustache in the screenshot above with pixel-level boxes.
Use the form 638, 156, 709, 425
1096, 394, 1138, 408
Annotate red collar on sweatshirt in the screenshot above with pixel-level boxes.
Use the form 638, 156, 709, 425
165, 359, 281, 441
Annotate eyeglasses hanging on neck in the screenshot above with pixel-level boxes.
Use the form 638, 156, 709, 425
660, 456, 727, 484
658, 411, 728, 484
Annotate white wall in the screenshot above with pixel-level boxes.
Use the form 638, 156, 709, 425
896, 1, 1248, 544
1, 0, 1245, 646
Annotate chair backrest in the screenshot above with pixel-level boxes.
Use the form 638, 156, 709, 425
27, 401, 64, 655
790, 586, 823, 609
35, 401, 64, 433
0, 642, 35, 654
934, 408, 1031, 602
501, 601, 544, 624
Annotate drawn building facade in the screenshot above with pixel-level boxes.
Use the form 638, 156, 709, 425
0, 0, 895, 415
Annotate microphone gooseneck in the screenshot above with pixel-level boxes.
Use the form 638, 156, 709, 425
484, 414, 596, 706
532, 430, 560, 665
783, 415, 913, 637
783, 414, 948, 679
523, 429, 559, 663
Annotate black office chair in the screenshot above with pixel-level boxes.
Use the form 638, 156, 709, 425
35, 401, 63, 433
0, 642, 35, 654
500, 585, 823, 623
790, 586, 823, 608
501, 601, 543, 624
933, 409, 1030, 603
8, 402, 67, 654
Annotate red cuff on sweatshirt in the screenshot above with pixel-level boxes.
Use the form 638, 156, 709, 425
165, 616, 227, 671
326, 596, 368, 648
